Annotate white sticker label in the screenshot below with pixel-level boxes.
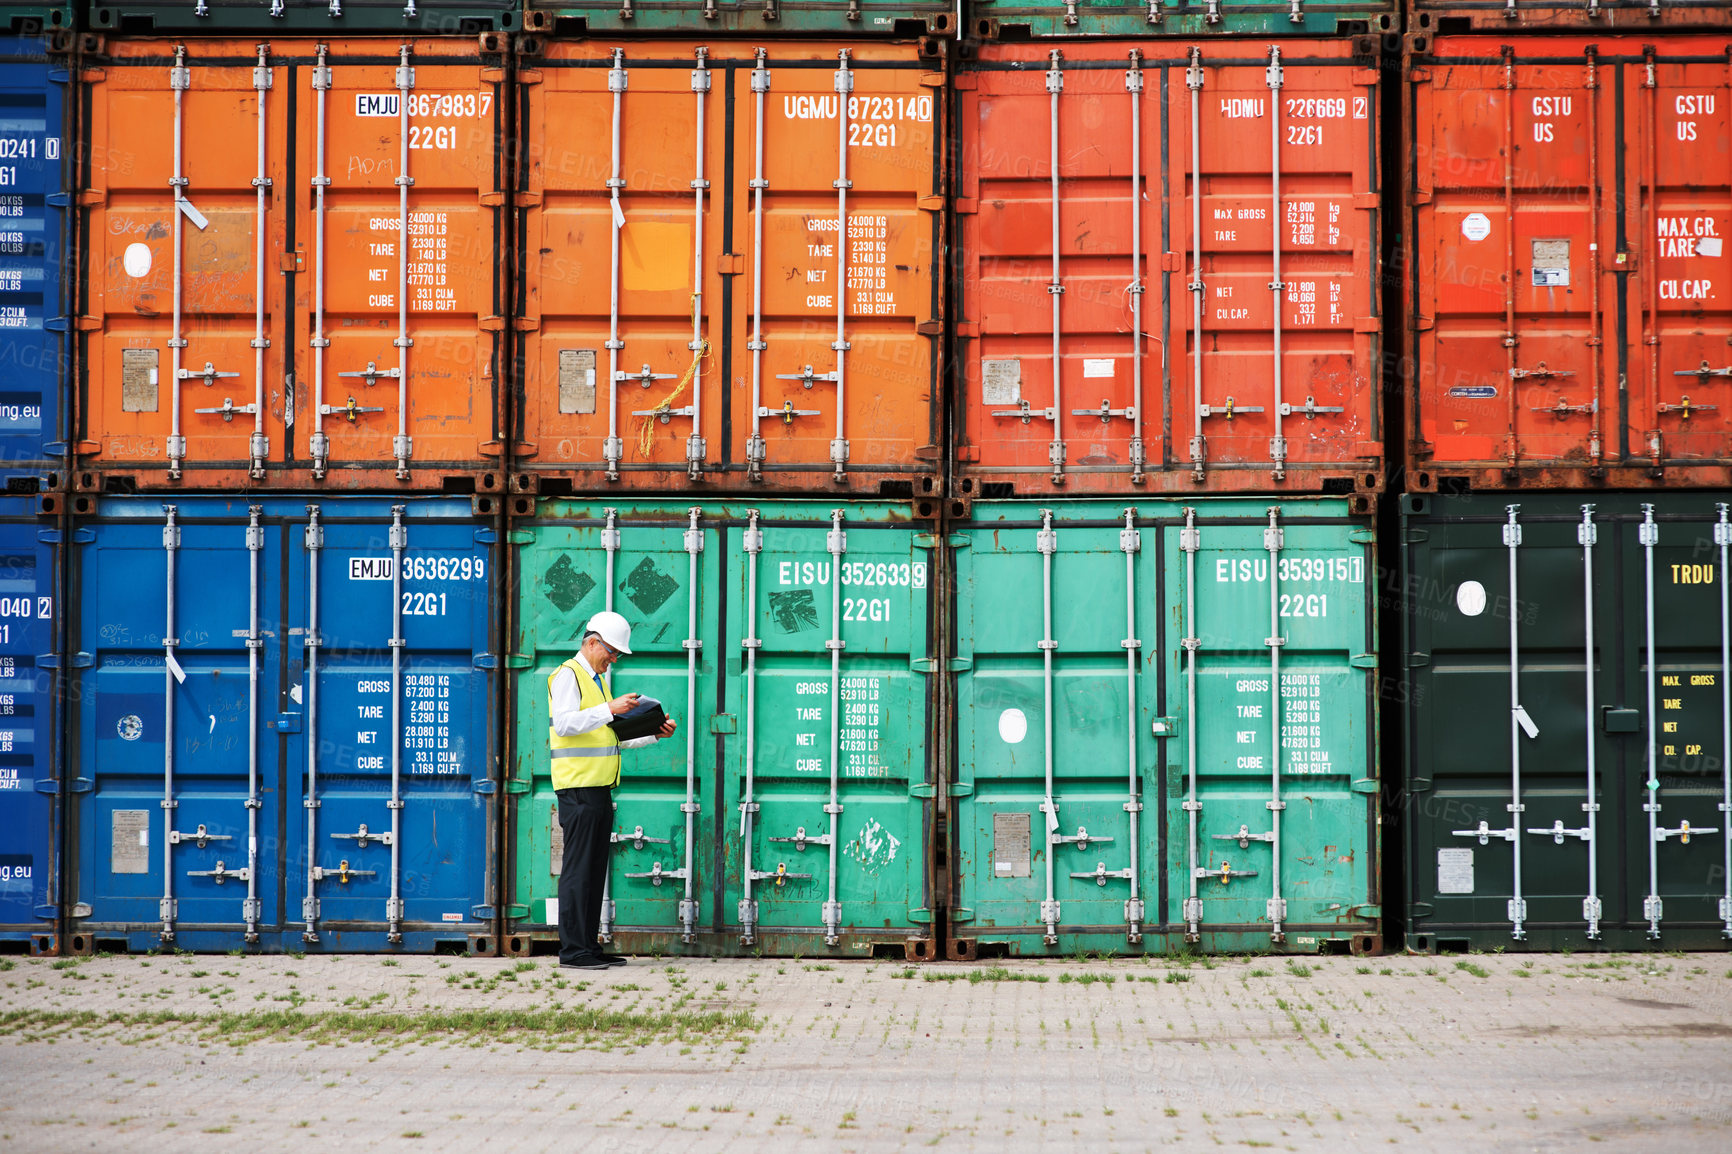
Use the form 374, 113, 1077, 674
1462, 213, 1492, 243
997, 708, 1027, 744
545, 897, 559, 925
1438, 848, 1475, 895
442, 912, 463, 923
122, 242, 152, 278
355, 94, 400, 117
1455, 580, 1487, 617
1699, 237, 1724, 258
1082, 358, 1115, 379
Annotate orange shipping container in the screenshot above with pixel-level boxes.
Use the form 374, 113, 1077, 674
1404, 35, 1732, 492
74, 37, 508, 493
954, 38, 1385, 501
508, 38, 946, 499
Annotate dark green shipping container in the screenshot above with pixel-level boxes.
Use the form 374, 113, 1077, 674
948, 498, 1380, 958
520, 1, 951, 36
88, 0, 516, 34
968, 0, 1395, 40
1403, 494, 1732, 953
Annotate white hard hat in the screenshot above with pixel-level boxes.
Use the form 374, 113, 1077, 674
583, 610, 633, 655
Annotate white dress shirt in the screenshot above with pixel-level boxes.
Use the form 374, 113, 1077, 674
549, 652, 659, 750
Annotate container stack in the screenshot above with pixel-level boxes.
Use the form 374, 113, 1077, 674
1397, 0, 1732, 951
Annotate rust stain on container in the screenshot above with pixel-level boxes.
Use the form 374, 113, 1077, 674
953, 38, 1385, 499
510, 39, 944, 499
1405, 35, 1732, 492
76, 37, 507, 493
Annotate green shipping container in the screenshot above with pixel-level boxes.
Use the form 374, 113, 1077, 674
87, 1, 517, 34
502, 501, 938, 959
968, 1, 1395, 40
948, 498, 1380, 959
1403, 494, 1732, 953
520, 2, 951, 36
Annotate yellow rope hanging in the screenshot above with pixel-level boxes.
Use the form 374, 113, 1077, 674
635, 293, 709, 459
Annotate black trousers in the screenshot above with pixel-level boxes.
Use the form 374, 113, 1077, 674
556, 785, 613, 962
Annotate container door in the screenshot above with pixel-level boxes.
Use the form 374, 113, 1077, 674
0, 501, 59, 946
1616, 503, 1729, 938
79, 44, 290, 483
297, 44, 506, 484
725, 507, 933, 950
509, 505, 721, 946
955, 52, 1158, 491
1404, 502, 1611, 945
1632, 50, 1732, 473
69, 501, 282, 946
515, 48, 725, 487
951, 508, 1157, 952
1171, 48, 1380, 487
287, 501, 495, 948
0, 38, 70, 489
1164, 508, 1375, 946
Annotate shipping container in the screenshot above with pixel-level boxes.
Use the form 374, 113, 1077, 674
72, 37, 508, 494
1402, 492, 1732, 952
954, 39, 1385, 502
0, 498, 63, 954
947, 498, 1380, 958
0, 36, 72, 492
62, 495, 499, 955
1407, 2, 1732, 34
970, 1, 1396, 40
0, 5, 74, 33
501, 500, 937, 959
521, 1, 950, 37
1404, 35, 1732, 493
508, 40, 946, 499
87, 2, 518, 35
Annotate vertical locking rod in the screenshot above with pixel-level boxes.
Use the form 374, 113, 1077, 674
745, 52, 770, 481
686, 52, 710, 480
392, 46, 414, 480
1580, 506, 1602, 938
249, 46, 271, 479
1126, 54, 1146, 485
160, 506, 180, 940
1267, 49, 1287, 480
1265, 508, 1287, 942
244, 506, 263, 942
168, 48, 189, 479
1641, 504, 1663, 937
1038, 510, 1060, 942
386, 505, 407, 942
1506, 505, 1528, 939
604, 51, 627, 480
1046, 52, 1066, 484
1187, 51, 1207, 481
1719, 504, 1732, 939
1121, 509, 1144, 941
302, 505, 324, 942
678, 508, 703, 942
830, 54, 853, 483
738, 511, 764, 943
1181, 508, 1202, 941
822, 511, 847, 943
309, 47, 332, 478
598, 508, 619, 941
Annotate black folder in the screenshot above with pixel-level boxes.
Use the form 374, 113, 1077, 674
610, 696, 668, 742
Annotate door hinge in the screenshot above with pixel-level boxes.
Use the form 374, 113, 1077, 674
908, 783, 936, 799
949, 907, 975, 923
505, 903, 528, 918
508, 529, 535, 545
1406, 652, 1430, 668
70, 777, 93, 794
1350, 904, 1383, 919
1350, 778, 1379, 795
1349, 653, 1377, 669
470, 905, 494, 920
505, 780, 531, 795
1350, 528, 1376, 544
471, 779, 496, 795
917, 195, 943, 211
33, 778, 59, 795
908, 907, 933, 924
505, 654, 533, 670
1410, 902, 1435, 918
472, 653, 497, 670
947, 782, 975, 798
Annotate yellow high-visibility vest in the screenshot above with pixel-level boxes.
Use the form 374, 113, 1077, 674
547, 657, 621, 789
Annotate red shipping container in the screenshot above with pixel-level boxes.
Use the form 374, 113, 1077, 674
508, 38, 946, 500
1407, 2, 1732, 36
74, 37, 508, 494
954, 38, 1385, 501
1405, 35, 1732, 491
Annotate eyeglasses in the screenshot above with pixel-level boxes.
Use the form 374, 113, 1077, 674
600, 642, 622, 659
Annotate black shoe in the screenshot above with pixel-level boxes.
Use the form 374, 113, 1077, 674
600, 953, 629, 967
559, 955, 612, 971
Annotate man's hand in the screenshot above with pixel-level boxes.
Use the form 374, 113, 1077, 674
608, 693, 642, 716
656, 718, 677, 738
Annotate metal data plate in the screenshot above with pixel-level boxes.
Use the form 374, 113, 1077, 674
111, 810, 149, 874
993, 812, 1031, 879
558, 349, 597, 416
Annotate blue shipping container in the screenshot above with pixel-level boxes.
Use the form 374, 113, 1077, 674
0, 497, 60, 951
64, 496, 499, 955
0, 37, 70, 492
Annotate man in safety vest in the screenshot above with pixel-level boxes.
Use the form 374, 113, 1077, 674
549, 609, 676, 969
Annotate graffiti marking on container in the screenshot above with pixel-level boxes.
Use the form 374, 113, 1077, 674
543, 554, 596, 614
621, 558, 678, 617
843, 818, 901, 874
769, 589, 819, 634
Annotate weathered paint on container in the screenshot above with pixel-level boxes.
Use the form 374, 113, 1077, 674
0, 498, 63, 954
73, 38, 508, 494
1404, 36, 1732, 492
88, 2, 518, 35
948, 498, 1380, 958
522, 2, 951, 37
1402, 493, 1732, 952
954, 40, 1385, 501
63, 496, 499, 955
0, 6, 74, 32
1407, 2, 1731, 34
508, 41, 945, 499
0, 37, 72, 492
501, 500, 937, 959
970, 2, 1396, 41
